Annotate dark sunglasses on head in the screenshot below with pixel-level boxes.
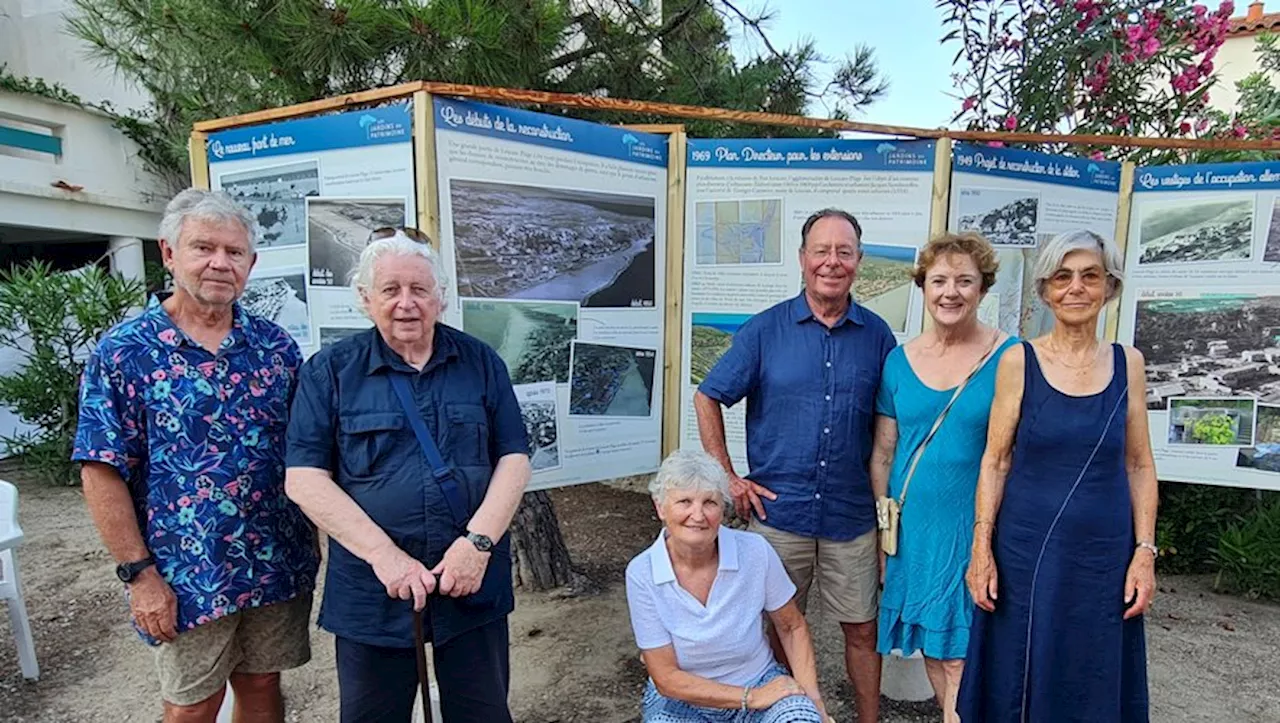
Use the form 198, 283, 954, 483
368, 226, 432, 244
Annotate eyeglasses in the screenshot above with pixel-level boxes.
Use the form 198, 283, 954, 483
804, 246, 860, 263
368, 226, 432, 244
1047, 268, 1109, 289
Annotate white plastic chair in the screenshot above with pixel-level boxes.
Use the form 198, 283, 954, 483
0, 479, 38, 680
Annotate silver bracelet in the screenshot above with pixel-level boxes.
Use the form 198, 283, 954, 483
1136, 540, 1158, 558
741, 685, 751, 711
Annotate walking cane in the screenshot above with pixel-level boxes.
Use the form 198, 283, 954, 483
414, 604, 433, 723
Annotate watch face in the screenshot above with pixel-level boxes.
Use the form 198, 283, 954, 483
116, 565, 132, 583
469, 533, 493, 551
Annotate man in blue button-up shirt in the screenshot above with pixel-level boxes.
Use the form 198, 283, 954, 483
695, 208, 896, 723
284, 228, 530, 723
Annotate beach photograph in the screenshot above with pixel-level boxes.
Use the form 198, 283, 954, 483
218, 160, 319, 248
450, 179, 656, 309
306, 197, 407, 286
853, 243, 917, 333
568, 341, 657, 417
461, 298, 579, 385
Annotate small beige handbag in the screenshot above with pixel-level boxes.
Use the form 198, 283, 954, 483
878, 332, 1001, 556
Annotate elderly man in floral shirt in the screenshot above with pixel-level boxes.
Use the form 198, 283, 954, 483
73, 188, 318, 723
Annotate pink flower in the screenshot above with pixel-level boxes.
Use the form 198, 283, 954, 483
158, 329, 177, 345
1233, 124, 1248, 138
1200, 59, 1215, 75
1116, 113, 1131, 127
178, 495, 191, 507
1140, 36, 1161, 58
1004, 114, 1018, 131
152, 369, 166, 381
1218, 1, 1235, 17
962, 96, 977, 111
1122, 52, 1137, 64
1194, 4, 1208, 18
1180, 121, 1193, 134
1196, 117, 1211, 132
230, 372, 242, 384
986, 141, 1006, 148
100, 450, 116, 463
252, 490, 263, 502
1090, 151, 1106, 161
1125, 25, 1145, 44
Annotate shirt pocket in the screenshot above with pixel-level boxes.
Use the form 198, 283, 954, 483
836, 367, 878, 414
338, 412, 406, 482
444, 403, 490, 468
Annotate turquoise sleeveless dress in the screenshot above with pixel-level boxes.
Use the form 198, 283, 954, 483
875, 336, 1018, 660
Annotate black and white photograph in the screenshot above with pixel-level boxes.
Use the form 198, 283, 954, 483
1133, 292, 1280, 411
450, 179, 656, 308
1138, 196, 1255, 265
241, 268, 310, 345
955, 187, 1040, 247
218, 160, 319, 248
318, 326, 369, 350
568, 341, 657, 417
461, 299, 579, 385
515, 382, 561, 473
307, 197, 407, 286
1237, 404, 1280, 474
1266, 198, 1280, 263
1166, 397, 1257, 447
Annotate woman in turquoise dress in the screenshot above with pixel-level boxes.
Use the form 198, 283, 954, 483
870, 232, 1013, 723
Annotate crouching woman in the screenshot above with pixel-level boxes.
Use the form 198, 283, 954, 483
625, 449, 828, 722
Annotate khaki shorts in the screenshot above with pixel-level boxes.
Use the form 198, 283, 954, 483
153, 593, 313, 706
749, 519, 879, 624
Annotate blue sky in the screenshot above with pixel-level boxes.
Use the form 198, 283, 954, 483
729, 0, 958, 131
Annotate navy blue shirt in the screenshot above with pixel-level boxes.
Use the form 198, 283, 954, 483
698, 293, 897, 541
285, 324, 528, 647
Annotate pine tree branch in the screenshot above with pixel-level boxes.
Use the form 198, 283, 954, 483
542, 0, 701, 74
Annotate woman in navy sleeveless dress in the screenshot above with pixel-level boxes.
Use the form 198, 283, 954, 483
957, 231, 1159, 723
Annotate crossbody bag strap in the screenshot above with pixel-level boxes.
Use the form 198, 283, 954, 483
388, 373, 470, 529
897, 331, 1003, 509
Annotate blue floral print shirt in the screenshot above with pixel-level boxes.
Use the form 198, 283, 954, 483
72, 294, 319, 642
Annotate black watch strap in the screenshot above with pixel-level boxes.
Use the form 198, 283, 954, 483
466, 532, 493, 552
116, 555, 155, 583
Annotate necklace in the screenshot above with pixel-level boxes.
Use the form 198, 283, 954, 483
1044, 341, 1099, 370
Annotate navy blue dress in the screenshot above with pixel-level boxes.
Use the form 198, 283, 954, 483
957, 342, 1149, 722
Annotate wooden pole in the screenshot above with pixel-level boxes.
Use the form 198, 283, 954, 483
192, 82, 422, 132
188, 132, 210, 190
413, 90, 442, 247
1104, 162, 1137, 343
661, 128, 688, 459
920, 138, 954, 335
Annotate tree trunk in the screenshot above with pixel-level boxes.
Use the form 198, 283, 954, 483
510, 490, 574, 591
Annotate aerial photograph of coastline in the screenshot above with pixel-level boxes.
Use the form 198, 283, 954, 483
853, 243, 917, 332
569, 342, 657, 417
307, 197, 407, 286
462, 299, 579, 385
1138, 197, 1254, 265
450, 179, 656, 308
1133, 293, 1280, 410
689, 313, 750, 386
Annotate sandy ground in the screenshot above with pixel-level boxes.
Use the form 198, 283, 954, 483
2, 473, 1280, 722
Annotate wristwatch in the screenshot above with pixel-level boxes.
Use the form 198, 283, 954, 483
116, 555, 156, 583
466, 532, 494, 553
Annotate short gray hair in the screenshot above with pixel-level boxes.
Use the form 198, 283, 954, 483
648, 448, 731, 503
352, 230, 450, 309
1033, 229, 1124, 302
158, 188, 257, 249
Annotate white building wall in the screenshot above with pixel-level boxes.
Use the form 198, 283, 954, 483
1214, 33, 1267, 113
0, 0, 151, 112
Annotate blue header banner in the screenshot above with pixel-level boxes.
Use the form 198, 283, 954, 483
208, 103, 411, 162
687, 138, 935, 171
433, 97, 667, 167
1135, 160, 1280, 192
952, 142, 1121, 192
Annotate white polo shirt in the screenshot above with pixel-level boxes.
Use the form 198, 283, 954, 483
624, 525, 797, 686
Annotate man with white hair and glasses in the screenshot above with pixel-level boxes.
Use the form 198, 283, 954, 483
73, 188, 320, 722
285, 226, 531, 723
